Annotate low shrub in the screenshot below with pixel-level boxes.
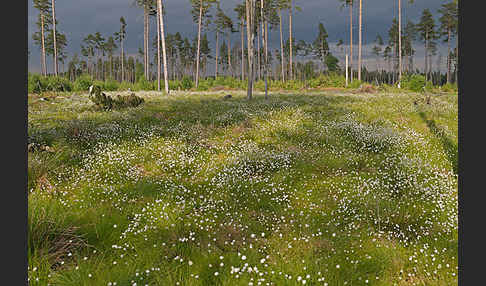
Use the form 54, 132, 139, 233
118, 81, 135, 91
348, 80, 363, 89
28, 74, 72, 93
28, 74, 48, 94
308, 74, 346, 88
113, 93, 145, 108
73, 75, 94, 91
424, 80, 435, 92
46, 77, 72, 92
103, 79, 119, 91
401, 74, 426, 92
135, 78, 155, 91
89, 85, 144, 110
441, 83, 458, 93
196, 80, 210, 91
180, 76, 194, 90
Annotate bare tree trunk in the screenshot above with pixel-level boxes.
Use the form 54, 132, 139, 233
228, 31, 232, 77
279, 9, 285, 82
261, 0, 268, 99
410, 51, 414, 72
265, 17, 268, 62
101, 57, 104, 81
358, 0, 362, 81
349, 3, 353, 82
455, 39, 457, 84
51, 0, 58, 76
241, 19, 245, 80
246, 0, 255, 99
257, 21, 261, 81
157, 8, 161, 91
289, 0, 293, 80
121, 41, 125, 82
196, 1, 203, 87
40, 14, 47, 76
157, 0, 169, 94
110, 55, 113, 79
144, 5, 148, 80
398, 0, 402, 84
447, 28, 451, 83
147, 6, 152, 81
215, 31, 219, 78
346, 54, 349, 87
425, 30, 428, 81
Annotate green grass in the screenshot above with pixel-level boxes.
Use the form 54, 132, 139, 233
28, 89, 458, 285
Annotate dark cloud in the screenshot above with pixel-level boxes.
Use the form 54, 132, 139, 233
28, 0, 452, 73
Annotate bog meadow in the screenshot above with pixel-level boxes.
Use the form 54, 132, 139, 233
28, 0, 458, 285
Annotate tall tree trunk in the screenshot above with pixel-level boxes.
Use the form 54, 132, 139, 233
425, 30, 428, 81
157, 0, 169, 94
376, 54, 379, 72
215, 31, 219, 78
410, 51, 414, 72
196, 1, 203, 87
289, 0, 293, 80
447, 28, 451, 83
40, 13, 47, 76
455, 38, 458, 84
358, 0, 362, 81
349, 2, 353, 82
265, 15, 268, 67
40, 55, 43, 76
144, 5, 147, 80
246, 0, 255, 99
157, 8, 161, 91
279, 9, 285, 82
241, 19, 245, 80
51, 0, 58, 76
398, 0, 402, 84
110, 55, 113, 79
228, 31, 232, 77
257, 21, 261, 81
147, 8, 151, 80
121, 41, 125, 82
261, 0, 268, 99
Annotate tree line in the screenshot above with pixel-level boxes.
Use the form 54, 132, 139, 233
32, 0, 458, 98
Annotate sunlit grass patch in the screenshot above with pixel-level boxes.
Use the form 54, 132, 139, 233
28, 90, 457, 285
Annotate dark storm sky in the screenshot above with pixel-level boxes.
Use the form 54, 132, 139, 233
28, 0, 452, 73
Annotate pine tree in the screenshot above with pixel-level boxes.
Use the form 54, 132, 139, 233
105, 36, 117, 80
191, 0, 217, 87
276, 0, 289, 82
417, 8, 438, 81
372, 35, 383, 71
246, 0, 256, 99
235, 3, 247, 80
45, 28, 67, 76
403, 20, 416, 73
51, 0, 58, 76
33, 0, 51, 76
387, 18, 400, 81
215, 6, 234, 77
157, 0, 170, 94
339, 0, 354, 82
311, 23, 330, 73
438, 1, 458, 83
114, 17, 127, 82
358, 0, 362, 81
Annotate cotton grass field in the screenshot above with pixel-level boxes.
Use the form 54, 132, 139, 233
28, 89, 458, 286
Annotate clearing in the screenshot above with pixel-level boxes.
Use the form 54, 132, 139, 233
28, 90, 458, 285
